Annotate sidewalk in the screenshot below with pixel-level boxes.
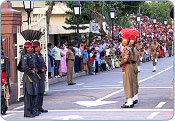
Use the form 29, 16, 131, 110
49, 71, 87, 85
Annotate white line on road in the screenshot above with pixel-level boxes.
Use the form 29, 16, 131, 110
2, 114, 14, 118
7, 109, 173, 113
13, 105, 24, 110
76, 83, 84, 86
49, 87, 172, 92
155, 102, 167, 108
147, 112, 160, 119
83, 85, 120, 88
97, 66, 173, 101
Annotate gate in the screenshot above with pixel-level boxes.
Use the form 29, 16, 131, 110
16, 14, 48, 101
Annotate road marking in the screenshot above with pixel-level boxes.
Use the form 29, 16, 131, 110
118, 81, 123, 84
147, 112, 160, 119
76, 83, 84, 86
2, 114, 14, 118
52, 115, 84, 120
138, 66, 173, 83
74, 66, 173, 107
98, 66, 173, 102
7, 109, 173, 113
13, 105, 24, 110
155, 102, 166, 108
83, 85, 120, 88
49, 87, 172, 92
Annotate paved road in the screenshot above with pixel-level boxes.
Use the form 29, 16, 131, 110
2, 56, 174, 120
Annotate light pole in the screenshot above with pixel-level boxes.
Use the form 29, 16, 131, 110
73, 1, 81, 44
153, 16, 157, 33
164, 17, 168, 42
110, 6, 115, 41
137, 13, 141, 39
23, 1, 34, 29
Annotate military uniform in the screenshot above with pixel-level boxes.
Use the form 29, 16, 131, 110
150, 41, 160, 72
121, 44, 134, 108
33, 41, 48, 113
1, 55, 11, 115
135, 41, 144, 72
166, 40, 172, 57
130, 47, 139, 104
66, 49, 75, 85
22, 53, 37, 117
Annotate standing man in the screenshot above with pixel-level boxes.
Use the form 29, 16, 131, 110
166, 38, 172, 57
135, 37, 144, 72
1, 41, 11, 115
120, 34, 134, 108
66, 43, 76, 85
22, 41, 38, 117
150, 37, 160, 72
53, 42, 61, 78
32, 41, 48, 113
73, 43, 82, 73
129, 36, 139, 104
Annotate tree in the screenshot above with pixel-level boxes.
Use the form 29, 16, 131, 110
46, 1, 55, 41
140, 1, 173, 24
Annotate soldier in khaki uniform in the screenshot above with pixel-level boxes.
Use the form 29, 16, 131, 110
120, 34, 134, 108
135, 37, 144, 72
66, 43, 76, 85
166, 38, 172, 57
149, 37, 160, 72
129, 36, 139, 105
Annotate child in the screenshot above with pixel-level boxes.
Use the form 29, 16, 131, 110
82, 47, 88, 73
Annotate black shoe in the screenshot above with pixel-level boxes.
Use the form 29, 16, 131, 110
153, 70, 156, 72
133, 100, 138, 104
1, 111, 7, 115
38, 108, 48, 113
121, 104, 134, 108
32, 111, 40, 116
24, 114, 35, 117
68, 83, 76, 86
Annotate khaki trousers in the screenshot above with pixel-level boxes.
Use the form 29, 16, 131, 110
123, 64, 134, 98
67, 60, 74, 84
131, 64, 139, 95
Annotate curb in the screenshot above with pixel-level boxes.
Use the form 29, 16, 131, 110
49, 71, 87, 85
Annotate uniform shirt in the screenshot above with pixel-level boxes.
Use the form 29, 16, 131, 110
52, 46, 61, 60
132, 47, 138, 62
66, 49, 75, 60
150, 42, 160, 55
136, 42, 143, 52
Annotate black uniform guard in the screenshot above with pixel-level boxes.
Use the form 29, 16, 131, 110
22, 41, 38, 117
1, 44, 11, 115
32, 41, 48, 113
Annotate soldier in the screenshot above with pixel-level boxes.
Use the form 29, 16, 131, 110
149, 37, 160, 72
32, 41, 48, 113
120, 34, 134, 108
1, 41, 11, 115
22, 41, 38, 117
166, 38, 172, 57
66, 43, 76, 85
129, 36, 139, 105
135, 37, 144, 72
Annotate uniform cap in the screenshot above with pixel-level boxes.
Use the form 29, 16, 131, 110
24, 41, 32, 48
32, 40, 40, 47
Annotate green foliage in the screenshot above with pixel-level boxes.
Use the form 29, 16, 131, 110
45, 1, 50, 5
141, 1, 173, 24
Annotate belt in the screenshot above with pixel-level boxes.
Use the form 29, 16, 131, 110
131, 61, 137, 64
125, 62, 131, 64
68, 59, 74, 61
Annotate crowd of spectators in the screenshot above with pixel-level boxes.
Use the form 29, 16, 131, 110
47, 14, 174, 79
